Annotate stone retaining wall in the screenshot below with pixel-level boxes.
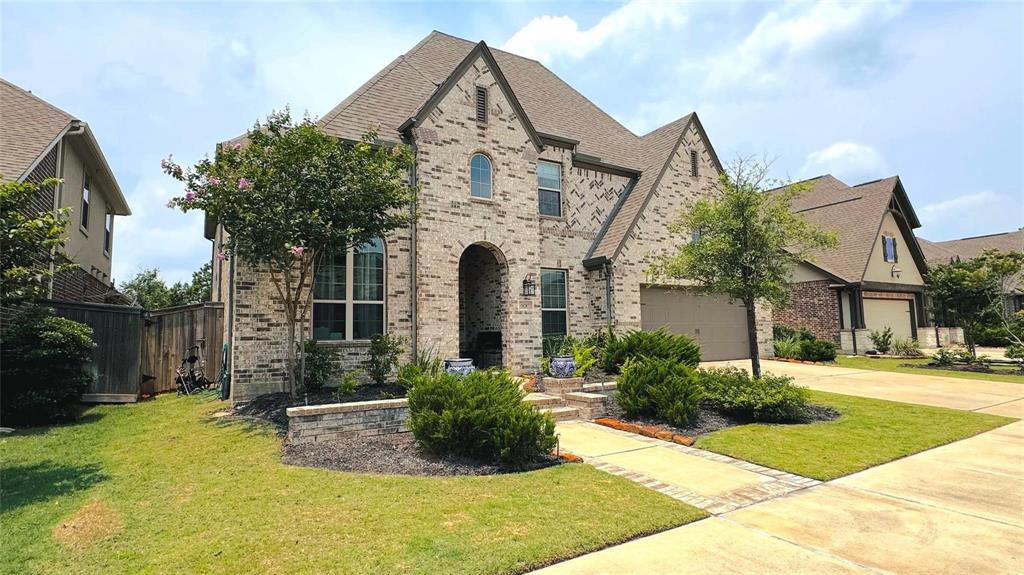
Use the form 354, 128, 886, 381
286, 398, 410, 445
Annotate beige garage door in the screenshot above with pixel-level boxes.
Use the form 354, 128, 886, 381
863, 298, 913, 340
640, 287, 749, 361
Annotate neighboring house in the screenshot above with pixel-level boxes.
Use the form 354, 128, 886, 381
919, 230, 1024, 314
771, 174, 961, 353
0, 78, 131, 304
210, 31, 773, 403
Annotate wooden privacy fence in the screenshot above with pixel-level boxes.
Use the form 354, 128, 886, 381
43, 300, 224, 402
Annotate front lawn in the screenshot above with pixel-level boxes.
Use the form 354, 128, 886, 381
696, 390, 1015, 481
1, 395, 704, 575
835, 355, 1023, 384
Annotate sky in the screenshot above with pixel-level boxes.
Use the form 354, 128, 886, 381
2, 0, 1021, 284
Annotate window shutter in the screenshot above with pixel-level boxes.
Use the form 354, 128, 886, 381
893, 238, 898, 262
475, 87, 487, 123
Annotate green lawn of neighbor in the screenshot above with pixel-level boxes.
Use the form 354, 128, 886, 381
1, 394, 704, 575
835, 355, 1023, 384
696, 390, 1015, 481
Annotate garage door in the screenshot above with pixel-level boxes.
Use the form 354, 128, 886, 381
863, 298, 913, 340
640, 287, 749, 361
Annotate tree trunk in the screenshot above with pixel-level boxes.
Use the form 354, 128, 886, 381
285, 319, 297, 398
964, 323, 977, 358
745, 300, 762, 379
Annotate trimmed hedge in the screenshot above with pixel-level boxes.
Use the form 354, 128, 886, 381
1, 306, 95, 426
617, 357, 703, 428
698, 366, 809, 423
407, 369, 556, 467
799, 339, 837, 362
602, 328, 701, 374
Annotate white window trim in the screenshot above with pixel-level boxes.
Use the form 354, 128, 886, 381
103, 212, 113, 258
80, 178, 91, 234
312, 241, 387, 342
540, 268, 568, 337
537, 161, 563, 218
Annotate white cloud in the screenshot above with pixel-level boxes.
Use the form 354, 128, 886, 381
704, 0, 908, 93
800, 141, 887, 181
919, 191, 999, 222
500, 0, 687, 64
916, 191, 1024, 240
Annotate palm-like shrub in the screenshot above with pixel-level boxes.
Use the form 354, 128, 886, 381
773, 336, 802, 359
890, 338, 924, 358
407, 369, 556, 467
601, 328, 701, 373
617, 357, 703, 428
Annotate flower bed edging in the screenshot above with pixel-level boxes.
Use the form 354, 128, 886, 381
773, 357, 832, 366
594, 418, 695, 446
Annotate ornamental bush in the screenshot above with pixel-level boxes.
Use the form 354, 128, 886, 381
298, 340, 339, 393
799, 339, 837, 362
367, 333, 405, 385
1, 306, 95, 426
601, 328, 701, 373
773, 336, 802, 359
890, 338, 924, 358
616, 357, 703, 428
407, 369, 556, 468
699, 367, 809, 423
869, 327, 893, 354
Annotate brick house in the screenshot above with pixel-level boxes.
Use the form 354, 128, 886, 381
919, 230, 1024, 315
0, 78, 132, 305
772, 174, 962, 353
210, 31, 773, 403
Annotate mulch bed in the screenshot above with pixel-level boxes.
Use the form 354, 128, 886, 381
599, 395, 840, 441
232, 384, 407, 432
282, 432, 565, 476
905, 363, 1024, 377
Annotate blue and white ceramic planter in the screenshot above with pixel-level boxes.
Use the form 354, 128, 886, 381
443, 358, 475, 377
549, 356, 577, 378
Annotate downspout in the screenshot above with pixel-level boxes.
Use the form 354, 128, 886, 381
225, 248, 236, 400
603, 261, 614, 328
48, 137, 67, 299
850, 288, 859, 355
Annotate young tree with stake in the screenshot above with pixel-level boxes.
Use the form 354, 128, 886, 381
163, 110, 417, 396
652, 157, 837, 378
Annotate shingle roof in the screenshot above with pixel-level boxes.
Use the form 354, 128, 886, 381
0, 78, 74, 181
775, 175, 907, 283
919, 230, 1024, 293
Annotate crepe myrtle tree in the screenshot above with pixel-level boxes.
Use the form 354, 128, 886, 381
163, 110, 417, 396
652, 157, 837, 378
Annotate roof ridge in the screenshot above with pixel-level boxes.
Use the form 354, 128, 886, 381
0, 78, 76, 122
639, 114, 692, 139
429, 29, 545, 65
793, 195, 863, 213
937, 230, 1022, 243
852, 175, 897, 187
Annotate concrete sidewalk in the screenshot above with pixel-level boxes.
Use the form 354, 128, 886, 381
704, 359, 1024, 417
536, 421, 1024, 574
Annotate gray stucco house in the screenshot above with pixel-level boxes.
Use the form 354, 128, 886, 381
210, 31, 771, 403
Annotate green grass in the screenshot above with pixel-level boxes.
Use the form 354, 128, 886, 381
696, 390, 1015, 481
1, 395, 704, 575
834, 355, 1023, 384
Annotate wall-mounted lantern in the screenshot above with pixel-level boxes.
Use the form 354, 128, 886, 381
522, 273, 537, 297
890, 265, 902, 279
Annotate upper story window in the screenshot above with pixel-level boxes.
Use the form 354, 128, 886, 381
690, 150, 699, 177
81, 177, 91, 230
312, 238, 385, 341
470, 154, 492, 199
475, 86, 488, 123
103, 213, 113, 256
882, 235, 898, 263
537, 161, 562, 217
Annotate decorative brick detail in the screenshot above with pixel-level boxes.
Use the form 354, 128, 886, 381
774, 280, 840, 342
286, 398, 410, 444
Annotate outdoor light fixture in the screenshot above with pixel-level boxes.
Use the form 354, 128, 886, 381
522, 273, 537, 297
891, 265, 902, 279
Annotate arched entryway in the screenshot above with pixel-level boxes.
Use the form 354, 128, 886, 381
458, 242, 508, 368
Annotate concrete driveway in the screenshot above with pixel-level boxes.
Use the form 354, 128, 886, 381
536, 421, 1024, 575
536, 361, 1024, 574
704, 359, 1024, 417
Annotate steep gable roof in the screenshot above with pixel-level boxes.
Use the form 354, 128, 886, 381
0, 78, 74, 181
777, 174, 923, 283
920, 230, 1024, 293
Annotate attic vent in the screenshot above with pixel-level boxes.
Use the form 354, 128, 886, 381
475, 86, 488, 123
690, 150, 699, 177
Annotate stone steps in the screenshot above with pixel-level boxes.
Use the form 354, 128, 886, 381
524, 392, 563, 408
542, 405, 582, 422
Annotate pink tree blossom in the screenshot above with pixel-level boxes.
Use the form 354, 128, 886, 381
290, 245, 306, 257
184, 191, 196, 202
215, 251, 229, 262
238, 177, 252, 190
208, 176, 221, 186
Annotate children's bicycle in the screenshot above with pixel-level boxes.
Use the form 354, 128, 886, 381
175, 345, 211, 395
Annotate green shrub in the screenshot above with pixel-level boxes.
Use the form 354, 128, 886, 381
773, 336, 802, 359
773, 325, 815, 342
890, 338, 924, 358
298, 340, 339, 393
616, 357, 703, 428
1005, 343, 1024, 362
1, 306, 95, 426
699, 367, 809, 423
571, 341, 597, 376
799, 339, 837, 362
396, 349, 443, 390
367, 333, 406, 385
407, 369, 556, 467
869, 327, 893, 354
335, 371, 360, 398
601, 328, 701, 373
